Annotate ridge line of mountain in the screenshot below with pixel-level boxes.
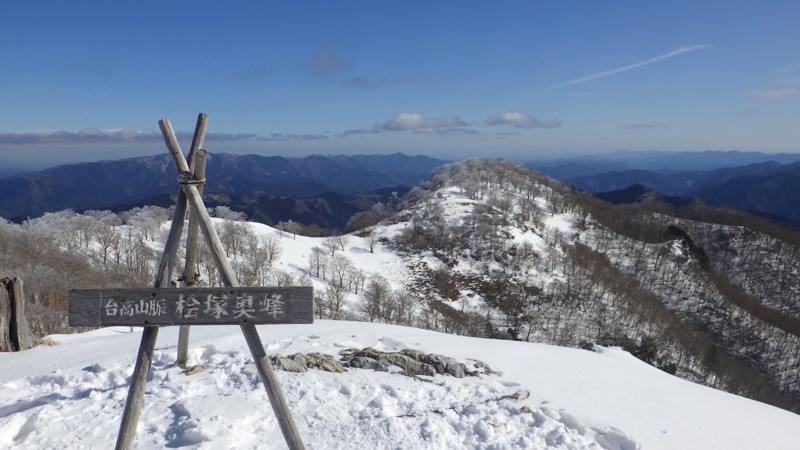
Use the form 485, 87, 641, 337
0, 152, 448, 222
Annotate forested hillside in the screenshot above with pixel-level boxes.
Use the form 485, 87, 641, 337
2, 158, 799, 413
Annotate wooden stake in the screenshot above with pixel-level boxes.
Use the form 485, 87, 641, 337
117, 116, 200, 450
116, 187, 187, 449
187, 113, 208, 165
182, 150, 208, 286
153, 193, 188, 289
115, 325, 158, 450
177, 113, 209, 369
161, 126, 305, 448
116, 115, 305, 450
242, 323, 306, 450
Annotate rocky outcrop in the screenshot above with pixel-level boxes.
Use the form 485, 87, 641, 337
269, 352, 348, 373
268, 347, 499, 379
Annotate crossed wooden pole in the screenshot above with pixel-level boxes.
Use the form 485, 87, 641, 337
113, 114, 307, 450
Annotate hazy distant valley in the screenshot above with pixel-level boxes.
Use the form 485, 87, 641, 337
531, 150, 800, 225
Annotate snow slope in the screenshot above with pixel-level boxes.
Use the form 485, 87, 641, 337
1, 321, 799, 449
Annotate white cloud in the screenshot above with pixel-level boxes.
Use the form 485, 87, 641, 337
410, 127, 479, 136
747, 88, 796, 101
549, 44, 708, 88
486, 111, 561, 129
0, 129, 321, 145
382, 113, 467, 131
0, 128, 162, 144
340, 125, 382, 136
437, 128, 480, 136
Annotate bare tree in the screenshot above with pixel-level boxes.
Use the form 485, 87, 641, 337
269, 270, 295, 287
324, 234, 347, 257
366, 229, 379, 254
307, 246, 327, 279
328, 255, 352, 290
392, 289, 417, 326
325, 283, 347, 318
218, 220, 252, 258
347, 267, 366, 294
261, 235, 282, 268
362, 275, 391, 322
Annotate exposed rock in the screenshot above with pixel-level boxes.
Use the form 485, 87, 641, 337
346, 356, 389, 372
296, 352, 347, 373
399, 348, 426, 360
184, 364, 213, 376
422, 353, 465, 378
381, 352, 437, 377
269, 347, 496, 380
270, 353, 308, 373
270, 352, 348, 373
340, 347, 483, 379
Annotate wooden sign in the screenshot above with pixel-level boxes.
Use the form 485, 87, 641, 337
69, 286, 313, 327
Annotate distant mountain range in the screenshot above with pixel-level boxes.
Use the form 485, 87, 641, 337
530, 150, 800, 179
531, 152, 800, 225
7, 148, 800, 227
0, 152, 447, 223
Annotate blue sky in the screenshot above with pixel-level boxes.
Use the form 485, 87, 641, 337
1, 1, 798, 167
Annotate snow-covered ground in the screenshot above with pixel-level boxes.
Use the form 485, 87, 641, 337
1, 321, 799, 449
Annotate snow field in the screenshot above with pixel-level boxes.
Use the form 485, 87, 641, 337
2, 321, 799, 449
0, 323, 617, 449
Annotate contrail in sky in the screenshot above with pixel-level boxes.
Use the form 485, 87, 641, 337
549, 44, 708, 88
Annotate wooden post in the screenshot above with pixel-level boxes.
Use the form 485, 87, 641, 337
182, 114, 209, 286
182, 150, 208, 285
153, 193, 188, 288
160, 120, 237, 283
187, 113, 209, 164
115, 325, 158, 450
177, 113, 209, 369
111, 115, 306, 450
160, 121, 305, 448
182, 176, 307, 449
0, 277, 41, 352
116, 223, 184, 449
115, 122, 199, 449
242, 323, 306, 450
0, 279, 10, 352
